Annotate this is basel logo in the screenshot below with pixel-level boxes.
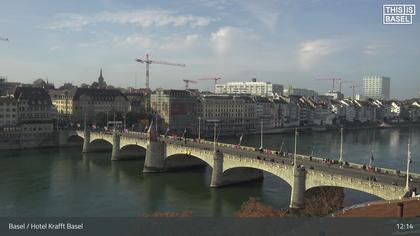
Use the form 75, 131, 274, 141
383, 4, 416, 24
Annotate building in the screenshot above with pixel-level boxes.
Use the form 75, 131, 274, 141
363, 76, 391, 100
0, 77, 20, 96
0, 95, 20, 148
199, 94, 257, 136
215, 79, 283, 97
151, 89, 199, 134
324, 91, 344, 100
50, 87, 129, 123
0, 95, 18, 127
285, 87, 318, 98
14, 87, 57, 147
49, 89, 75, 120
125, 88, 151, 114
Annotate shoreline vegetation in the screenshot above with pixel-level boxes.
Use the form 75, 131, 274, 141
145, 187, 346, 217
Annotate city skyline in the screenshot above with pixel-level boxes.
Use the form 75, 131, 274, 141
0, 0, 419, 99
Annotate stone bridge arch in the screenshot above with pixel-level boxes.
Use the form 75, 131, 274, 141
222, 155, 294, 187
165, 143, 214, 169
305, 170, 407, 200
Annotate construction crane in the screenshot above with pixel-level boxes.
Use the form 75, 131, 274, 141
135, 54, 186, 89
198, 77, 221, 85
0, 37, 9, 42
349, 84, 361, 99
182, 79, 196, 90
340, 80, 360, 99
316, 78, 342, 92
198, 77, 221, 91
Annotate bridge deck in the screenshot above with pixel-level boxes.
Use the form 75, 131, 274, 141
77, 131, 420, 192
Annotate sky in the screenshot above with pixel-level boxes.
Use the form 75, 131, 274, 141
0, 0, 419, 99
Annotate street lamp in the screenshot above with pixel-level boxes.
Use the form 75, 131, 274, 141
213, 122, 217, 153
294, 128, 298, 168
259, 119, 263, 150
405, 138, 412, 191
339, 127, 344, 163
198, 116, 201, 141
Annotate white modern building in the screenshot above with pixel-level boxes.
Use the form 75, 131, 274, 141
215, 79, 283, 97
363, 76, 391, 100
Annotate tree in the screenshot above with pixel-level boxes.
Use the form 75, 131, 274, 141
302, 186, 345, 216
236, 197, 288, 217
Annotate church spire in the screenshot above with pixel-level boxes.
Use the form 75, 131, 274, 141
98, 68, 107, 89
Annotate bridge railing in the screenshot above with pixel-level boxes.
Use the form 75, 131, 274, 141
84, 130, 420, 179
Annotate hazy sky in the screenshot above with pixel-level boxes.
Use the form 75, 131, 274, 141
0, 0, 419, 98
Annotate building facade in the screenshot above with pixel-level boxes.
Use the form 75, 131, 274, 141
151, 89, 199, 134
363, 76, 391, 100
199, 94, 258, 136
14, 87, 57, 147
215, 79, 283, 97
50, 87, 129, 122
0, 95, 18, 127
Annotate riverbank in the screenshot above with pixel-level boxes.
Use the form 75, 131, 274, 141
220, 121, 420, 137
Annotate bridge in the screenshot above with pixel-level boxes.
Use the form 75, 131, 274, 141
59, 129, 420, 209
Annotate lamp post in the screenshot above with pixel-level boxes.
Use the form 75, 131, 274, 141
259, 119, 263, 150
405, 140, 411, 191
84, 113, 87, 132
113, 112, 116, 132
123, 112, 126, 131
198, 116, 201, 141
294, 128, 298, 168
106, 111, 109, 130
339, 127, 344, 163
213, 122, 217, 153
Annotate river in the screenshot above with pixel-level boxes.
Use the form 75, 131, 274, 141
0, 126, 419, 216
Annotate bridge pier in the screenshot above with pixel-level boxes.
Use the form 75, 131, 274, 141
210, 151, 224, 187
82, 130, 91, 153
290, 167, 306, 210
143, 140, 166, 173
58, 130, 69, 147
111, 132, 120, 161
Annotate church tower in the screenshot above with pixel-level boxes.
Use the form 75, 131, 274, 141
98, 68, 107, 89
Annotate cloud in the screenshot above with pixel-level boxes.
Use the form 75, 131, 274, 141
42, 9, 214, 31
42, 13, 89, 31
298, 39, 338, 69
49, 45, 64, 51
113, 35, 155, 48
242, 1, 280, 31
159, 34, 201, 50
97, 9, 213, 27
210, 26, 259, 55
363, 44, 388, 55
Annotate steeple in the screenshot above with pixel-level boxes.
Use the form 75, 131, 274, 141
98, 68, 107, 89
98, 68, 104, 83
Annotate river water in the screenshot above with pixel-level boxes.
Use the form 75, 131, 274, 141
0, 127, 419, 216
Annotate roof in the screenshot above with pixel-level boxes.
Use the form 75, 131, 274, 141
13, 87, 52, 104
73, 88, 127, 101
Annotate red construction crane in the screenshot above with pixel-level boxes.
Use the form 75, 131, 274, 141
182, 79, 197, 90
198, 77, 221, 85
135, 54, 186, 89
316, 78, 342, 92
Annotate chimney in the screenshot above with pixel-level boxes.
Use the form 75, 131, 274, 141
397, 202, 404, 218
